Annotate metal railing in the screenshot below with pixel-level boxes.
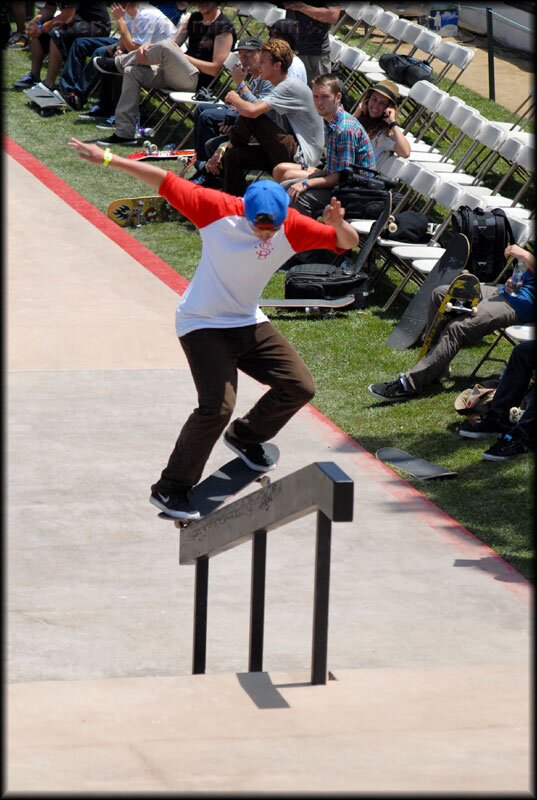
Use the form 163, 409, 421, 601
177, 461, 354, 685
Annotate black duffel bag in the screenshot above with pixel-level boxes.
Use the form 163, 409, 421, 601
332, 165, 402, 219
379, 53, 433, 86
284, 261, 367, 303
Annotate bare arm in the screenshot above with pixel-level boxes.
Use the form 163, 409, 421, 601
111, 3, 139, 52
224, 90, 272, 118
39, 6, 76, 34
505, 244, 535, 272
283, 3, 341, 24
185, 31, 234, 77
68, 138, 167, 191
322, 197, 359, 250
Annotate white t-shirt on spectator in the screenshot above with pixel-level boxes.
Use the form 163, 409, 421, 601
288, 55, 307, 83
264, 76, 324, 166
126, 2, 177, 44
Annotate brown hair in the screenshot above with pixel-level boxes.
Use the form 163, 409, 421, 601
355, 87, 399, 140
311, 73, 343, 97
260, 39, 293, 73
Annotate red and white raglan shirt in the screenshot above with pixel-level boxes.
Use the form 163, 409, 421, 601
159, 173, 347, 337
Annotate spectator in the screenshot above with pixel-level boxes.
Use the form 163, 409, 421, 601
458, 339, 535, 461
13, 1, 111, 91
93, 1, 236, 145
69, 136, 358, 520
283, 2, 341, 85
55, 2, 177, 112
191, 35, 272, 186
148, 1, 189, 26
368, 244, 535, 401
273, 73, 375, 219
267, 18, 307, 83
215, 38, 324, 196
354, 80, 410, 162
5, 2, 29, 49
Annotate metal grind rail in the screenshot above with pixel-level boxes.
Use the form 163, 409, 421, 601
177, 462, 354, 685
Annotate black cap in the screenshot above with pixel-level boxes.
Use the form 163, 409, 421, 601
235, 36, 262, 51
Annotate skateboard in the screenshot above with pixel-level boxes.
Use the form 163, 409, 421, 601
386, 233, 471, 350
107, 196, 183, 228
376, 447, 457, 480
261, 193, 393, 311
127, 142, 196, 168
158, 445, 280, 526
417, 270, 481, 361
23, 84, 67, 116
260, 295, 356, 315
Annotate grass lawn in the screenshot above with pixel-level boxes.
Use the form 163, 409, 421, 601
3, 42, 534, 580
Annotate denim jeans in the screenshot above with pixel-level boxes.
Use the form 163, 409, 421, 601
194, 103, 236, 160
486, 339, 535, 448
58, 36, 116, 102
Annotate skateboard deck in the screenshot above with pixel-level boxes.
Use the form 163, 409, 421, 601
24, 84, 67, 116
127, 143, 196, 165
260, 295, 356, 313
417, 270, 481, 361
386, 233, 471, 350
107, 196, 183, 227
351, 191, 394, 274
376, 447, 457, 480
158, 445, 280, 525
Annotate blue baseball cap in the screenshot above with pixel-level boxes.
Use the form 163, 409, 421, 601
243, 180, 290, 229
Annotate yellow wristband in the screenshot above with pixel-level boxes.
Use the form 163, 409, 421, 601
103, 148, 113, 166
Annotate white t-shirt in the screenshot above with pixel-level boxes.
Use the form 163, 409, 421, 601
369, 130, 396, 164
288, 55, 307, 83
125, 3, 177, 44
263, 77, 324, 167
158, 173, 345, 336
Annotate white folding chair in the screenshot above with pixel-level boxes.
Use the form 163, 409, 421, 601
331, 3, 368, 41
428, 41, 475, 91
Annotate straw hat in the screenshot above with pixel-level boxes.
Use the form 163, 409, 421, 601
369, 79, 401, 107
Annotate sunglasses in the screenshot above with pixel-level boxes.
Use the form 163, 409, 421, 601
252, 213, 281, 231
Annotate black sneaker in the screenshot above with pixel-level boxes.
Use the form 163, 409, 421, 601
78, 104, 107, 120
482, 434, 530, 462
93, 56, 121, 75
224, 431, 277, 472
13, 71, 38, 89
458, 416, 506, 439
54, 88, 81, 110
97, 133, 138, 146
368, 378, 414, 402
149, 489, 200, 520
96, 116, 116, 130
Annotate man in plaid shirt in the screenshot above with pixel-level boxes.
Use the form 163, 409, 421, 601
273, 73, 375, 218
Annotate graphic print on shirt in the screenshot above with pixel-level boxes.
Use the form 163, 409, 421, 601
254, 239, 274, 260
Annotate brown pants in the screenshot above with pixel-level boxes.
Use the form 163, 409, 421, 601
222, 115, 297, 196
152, 322, 315, 493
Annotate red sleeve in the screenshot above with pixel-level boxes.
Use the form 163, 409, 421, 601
283, 207, 347, 254
158, 171, 244, 229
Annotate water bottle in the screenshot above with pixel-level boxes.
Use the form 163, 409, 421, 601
510, 260, 525, 297
137, 126, 155, 137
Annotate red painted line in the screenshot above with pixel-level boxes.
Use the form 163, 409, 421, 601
5, 135, 531, 602
303, 404, 532, 604
3, 134, 189, 295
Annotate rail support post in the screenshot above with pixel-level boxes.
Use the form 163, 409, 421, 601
311, 510, 332, 685
249, 529, 267, 672
192, 556, 209, 674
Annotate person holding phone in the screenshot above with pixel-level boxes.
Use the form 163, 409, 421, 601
354, 80, 410, 163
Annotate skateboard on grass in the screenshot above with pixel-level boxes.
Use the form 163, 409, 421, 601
417, 270, 481, 361
107, 196, 183, 228
158, 444, 280, 527
259, 295, 356, 315
23, 83, 67, 116
127, 142, 196, 169
386, 233, 471, 350
261, 193, 393, 312
376, 447, 457, 480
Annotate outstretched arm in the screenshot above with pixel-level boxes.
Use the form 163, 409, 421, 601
68, 138, 167, 191
322, 196, 359, 250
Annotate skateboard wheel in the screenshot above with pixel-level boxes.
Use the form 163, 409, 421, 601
149, 144, 158, 154
256, 475, 271, 488
387, 221, 397, 233
143, 139, 151, 150
471, 306, 478, 316
445, 301, 453, 312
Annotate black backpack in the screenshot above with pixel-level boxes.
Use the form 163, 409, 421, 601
451, 206, 515, 282
378, 53, 433, 87
284, 260, 369, 307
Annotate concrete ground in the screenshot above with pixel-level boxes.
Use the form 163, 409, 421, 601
5, 31, 533, 794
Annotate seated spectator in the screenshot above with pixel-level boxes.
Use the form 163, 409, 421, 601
272, 73, 375, 219
283, 2, 341, 85
368, 244, 535, 401
267, 18, 307, 83
354, 80, 411, 162
148, 1, 189, 26
55, 2, 177, 112
5, 2, 29, 49
93, 1, 236, 146
458, 339, 535, 461
13, 1, 111, 91
214, 38, 324, 197
191, 35, 272, 185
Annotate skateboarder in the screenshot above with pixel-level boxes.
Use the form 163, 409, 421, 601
68, 137, 358, 519
368, 244, 535, 402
